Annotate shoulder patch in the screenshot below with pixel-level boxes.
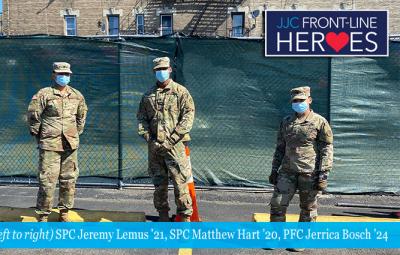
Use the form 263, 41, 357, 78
326, 128, 333, 138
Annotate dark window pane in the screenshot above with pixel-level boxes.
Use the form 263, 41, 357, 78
160, 15, 173, 35
136, 15, 144, 34
232, 13, 244, 37
65, 16, 76, 36
108, 16, 119, 35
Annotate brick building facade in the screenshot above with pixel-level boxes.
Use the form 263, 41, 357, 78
2, 0, 400, 37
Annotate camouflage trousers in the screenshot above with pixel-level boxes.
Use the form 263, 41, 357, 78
270, 171, 319, 222
148, 141, 193, 217
36, 149, 79, 215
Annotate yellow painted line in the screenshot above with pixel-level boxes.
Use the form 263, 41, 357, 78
0, 206, 146, 222
253, 213, 400, 222
21, 216, 38, 222
178, 248, 192, 255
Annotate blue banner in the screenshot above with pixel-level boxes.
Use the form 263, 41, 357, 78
0, 222, 399, 248
265, 10, 389, 57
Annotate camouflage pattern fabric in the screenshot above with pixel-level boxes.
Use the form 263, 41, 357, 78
27, 84, 87, 215
36, 149, 79, 215
270, 110, 333, 222
27, 85, 87, 152
137, 80, 194, 143
271, 111, 333, 174
148, 141, 192, 216
270, 171, 319, 222
137, 80, 195, 216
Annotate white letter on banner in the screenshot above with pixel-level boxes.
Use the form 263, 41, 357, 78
312, 32, 325, 52
277, 32, 292, 52
365, 32, 378, 52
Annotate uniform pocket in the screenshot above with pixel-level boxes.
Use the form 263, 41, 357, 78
166, 94, 179, 113
46, 99, 61, 116
73, 162, 79, 179
40, 126, 54, 139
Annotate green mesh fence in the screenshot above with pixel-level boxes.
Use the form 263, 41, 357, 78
174, 38, 330, 187
0, 37, 120, 183
0, 35, 399, 193
120, 37, 329, 187
329, 42, 400, 193
119, 38, 177, 185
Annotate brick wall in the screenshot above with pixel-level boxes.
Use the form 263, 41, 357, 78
2, 0, 400, 37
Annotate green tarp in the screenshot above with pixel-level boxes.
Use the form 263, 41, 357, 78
0, 36, 399, 193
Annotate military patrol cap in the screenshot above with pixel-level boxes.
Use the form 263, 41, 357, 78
291, 86, 311, 101
153, 57, 170, 70
53, 62, 72, 74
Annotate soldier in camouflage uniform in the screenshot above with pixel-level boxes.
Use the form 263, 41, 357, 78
269, 86, 333, 225
137, 57, 195, 222
27, 62, 88, 222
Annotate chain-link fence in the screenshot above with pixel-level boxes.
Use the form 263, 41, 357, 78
0, 36, 120, 186
119, 37, 330, 188
329, 42, 400, 193
0, 35, 399, 193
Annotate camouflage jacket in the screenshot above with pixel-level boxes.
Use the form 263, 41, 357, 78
137, 80, 195, 145
272, 110, 333, 174
27, 85, 88, 152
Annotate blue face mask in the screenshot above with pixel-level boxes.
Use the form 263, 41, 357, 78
55, 75, 70, 87
292, 102, 309, 113
156, 70, 170, 83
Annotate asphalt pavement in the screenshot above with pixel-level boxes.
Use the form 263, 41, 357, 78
0, 185, 399, 255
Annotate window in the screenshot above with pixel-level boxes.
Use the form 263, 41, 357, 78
160, 14, 173, 36
136, 14, 144, 35
108, 15, 120, 36
231, 12, 244, 37
65, 16, 77, 36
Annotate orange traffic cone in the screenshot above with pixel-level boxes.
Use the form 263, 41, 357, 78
175, 146, 201, 222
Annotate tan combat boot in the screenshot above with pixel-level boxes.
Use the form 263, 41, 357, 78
158, 211, 170, 222
59, 209, 70, 222
181, 215, 191, 222
38, 215, 48, 222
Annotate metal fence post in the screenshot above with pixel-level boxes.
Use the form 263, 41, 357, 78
328, 57, 332, 123
117, 43, 123, 190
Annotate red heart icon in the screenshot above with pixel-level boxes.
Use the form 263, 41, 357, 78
326, 32, 350, 53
